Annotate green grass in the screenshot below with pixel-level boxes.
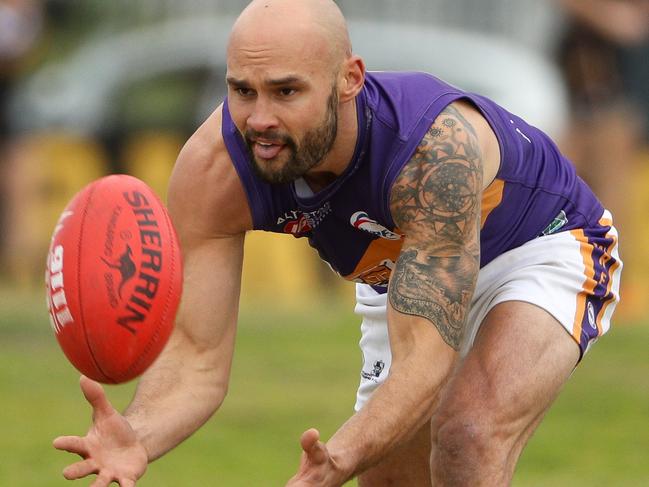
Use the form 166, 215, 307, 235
1, 290, 648, 486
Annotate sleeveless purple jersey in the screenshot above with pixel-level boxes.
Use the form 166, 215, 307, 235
221, 71, 603, 292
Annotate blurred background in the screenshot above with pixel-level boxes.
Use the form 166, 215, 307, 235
1, 0, 648, 485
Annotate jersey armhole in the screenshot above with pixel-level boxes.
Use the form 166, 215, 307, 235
221, 100, 273, 231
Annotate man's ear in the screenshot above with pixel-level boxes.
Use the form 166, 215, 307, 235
339, 55, 366, 103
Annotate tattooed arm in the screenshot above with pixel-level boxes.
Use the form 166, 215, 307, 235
388, 102, 483, 350
291, 101, 496, 486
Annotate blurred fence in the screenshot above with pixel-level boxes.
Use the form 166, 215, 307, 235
82, 0, 565, 53
3, 130, 646, 319
0, 130, 352, 310
1, 0, 647, 320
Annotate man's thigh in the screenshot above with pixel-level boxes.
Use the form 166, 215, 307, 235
358, 300, 580, 486
431, 300, 580, 485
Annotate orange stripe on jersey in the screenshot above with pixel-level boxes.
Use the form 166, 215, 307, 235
599, 215, 613, 227
571, 229, 598, 341
346, 178, 504, 285
345, 234, 403, 285
481, 178, 505, 229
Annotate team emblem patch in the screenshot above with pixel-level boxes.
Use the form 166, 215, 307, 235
350, 211, 401, 240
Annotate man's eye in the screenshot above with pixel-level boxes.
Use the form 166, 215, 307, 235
237, 88, 254, 97
279, 88, 297, 97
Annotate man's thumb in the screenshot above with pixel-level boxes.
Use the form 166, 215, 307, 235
300, 428, 327, 464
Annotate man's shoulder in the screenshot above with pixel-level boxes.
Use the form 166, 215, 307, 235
364, 71, 466, 142
168, 105, 253, 238
366, 70, 461, 100
176, 105, 227, 175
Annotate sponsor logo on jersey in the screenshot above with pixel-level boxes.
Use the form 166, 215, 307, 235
350, 211, 401, 240
541, 210, 568, 236
283, 215, 312, 236
276, 210, 301, 226
278, 202, 332, 236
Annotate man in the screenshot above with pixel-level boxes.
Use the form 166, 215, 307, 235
53, 0, 622, 485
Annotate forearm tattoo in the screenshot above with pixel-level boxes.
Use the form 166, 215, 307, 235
388, 104, 483, 350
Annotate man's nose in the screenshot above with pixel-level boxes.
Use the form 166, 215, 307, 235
247, 98, 279, 134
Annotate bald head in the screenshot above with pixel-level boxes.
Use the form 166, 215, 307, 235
228, 0, 352, 71
225, 0, 366, 186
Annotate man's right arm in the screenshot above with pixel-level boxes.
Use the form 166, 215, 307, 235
124, 234, 244, 459
54, 107, 254, 483
127, 106, 253, 460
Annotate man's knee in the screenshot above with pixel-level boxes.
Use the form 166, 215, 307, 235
431, 410, 514, 479
434, 414, 494, 461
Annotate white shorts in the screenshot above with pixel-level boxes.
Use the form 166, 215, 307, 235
354, 211, 622, 411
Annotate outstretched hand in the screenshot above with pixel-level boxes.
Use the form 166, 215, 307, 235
285, 428, 348, 487
53, 376, 148, 487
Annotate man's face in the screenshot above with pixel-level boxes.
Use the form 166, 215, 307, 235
242, 85, 338, 184
226, 35, 341, 184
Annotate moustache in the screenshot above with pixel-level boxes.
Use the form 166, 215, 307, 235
244, 129, 294, 146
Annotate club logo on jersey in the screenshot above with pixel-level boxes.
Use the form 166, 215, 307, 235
350, 211, 401, 240
350, 259, 395, 287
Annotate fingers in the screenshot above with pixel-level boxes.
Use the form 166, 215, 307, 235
53, 435, 88, 456
300, 428, 320, 451
62, 458, 98, 480
89, 472, 114, 487
300, 428, 328, 465
80, 375, 114, 420
54, 438, 96, 481
59, 457, 138, 487
89, 473, 136, 487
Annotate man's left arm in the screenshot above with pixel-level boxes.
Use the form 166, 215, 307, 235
286, 101, 486, 486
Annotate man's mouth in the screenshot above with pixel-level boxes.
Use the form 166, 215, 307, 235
253, 140, 285, 160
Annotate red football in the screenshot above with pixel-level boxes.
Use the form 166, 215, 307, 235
45, 175, 183, 384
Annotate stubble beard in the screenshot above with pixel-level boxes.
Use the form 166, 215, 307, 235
244, 87, 339, 185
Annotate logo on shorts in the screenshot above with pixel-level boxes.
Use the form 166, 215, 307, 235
587, 302, 597, 330
350, 211, 401, 240
541, 210, 568, 236
361, 360, 385, 382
